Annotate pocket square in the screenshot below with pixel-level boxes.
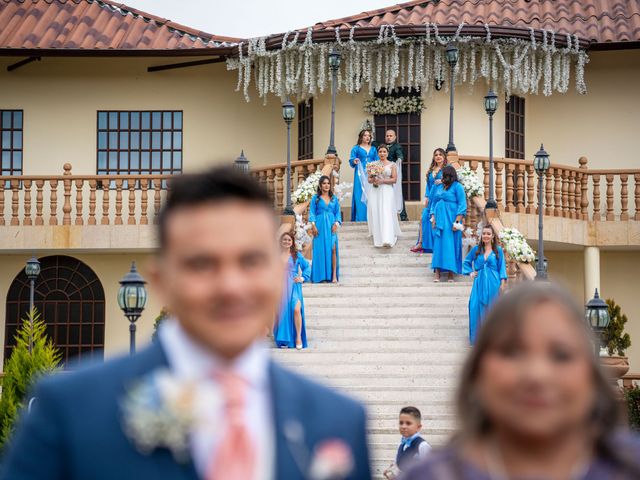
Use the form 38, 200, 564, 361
309, 439, 354, 480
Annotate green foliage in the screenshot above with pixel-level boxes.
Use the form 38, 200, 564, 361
0, 308, 61, 452
625, 387, 640, 431
151, 307, 168, 343
604, 299, 631, 357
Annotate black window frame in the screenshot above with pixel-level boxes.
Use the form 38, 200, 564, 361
505, 96, 525, 159
297, 99, 313, 160
1, 109, 24, 187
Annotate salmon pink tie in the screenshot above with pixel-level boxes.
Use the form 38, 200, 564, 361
206, 370, 256, 480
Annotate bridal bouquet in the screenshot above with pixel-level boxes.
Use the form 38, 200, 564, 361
499, 227, 536, 263
366, 161, 385, 188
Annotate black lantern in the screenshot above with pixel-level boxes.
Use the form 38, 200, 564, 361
25, 256, 41, 280
282, 100, 295, 124
282, 99, 295, 216
533, 144, 550, 281
445, 43, 458, 152
327, 48, 341, 156
534, 144, 551, 173
25, 255, 40, 353
118, 261, 147, 355
484, 89, 499, 209
234, 150, 249, 174
484, 89, 498, 116
328, 47, 341, 71
585, 288, 611, 356
445, 43, 459, 66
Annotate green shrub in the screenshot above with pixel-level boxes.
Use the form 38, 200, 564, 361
604, 299, 631, 356
0, 308, 61, 452
625, 386, 640, 431
151, 307, 168, 343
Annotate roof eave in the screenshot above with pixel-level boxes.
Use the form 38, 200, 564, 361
0, 47, 234, 57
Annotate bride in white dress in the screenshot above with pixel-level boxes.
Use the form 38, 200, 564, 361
365, 144, 402, 247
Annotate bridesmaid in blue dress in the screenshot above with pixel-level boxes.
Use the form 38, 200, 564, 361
349, 129, 379, 222
309, 175, 341, 283
463, 225, 508, 344
412, 148, 447, 253
429, 165, 467, 282
274, 231, 310, 349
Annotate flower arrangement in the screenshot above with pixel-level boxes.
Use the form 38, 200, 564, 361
363, 96, 425, 115
294, 214, 314, 251
333, 182, 352, 204
366, 161, 385, 188
499, 227, 536, 263
292, 171, 323, 204
458, 165, 485, 198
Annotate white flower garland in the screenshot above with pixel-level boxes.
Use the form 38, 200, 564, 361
499, 227, 536, 263
294, 213, 313, 251
363, 96, 425, 115
458, 165, 485, 198
291, 170, 323, 204
227, 24, 589, 101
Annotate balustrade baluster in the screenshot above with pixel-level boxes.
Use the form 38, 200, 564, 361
592, 174, 601, 221
127, 180, 136, 225
23, 179, 32, 225
561, 170, 569, 218
153, 180, 162, 224
88, 180, 97, 225
140, 179, 149, 225
568, 171, 577, 219
545, 169, 553, 216
62, 164, 72, 225
525, 165, 534, 214
101, 182, 110, 225
115, 179, 123, 225
620, 174, 629, 221
505, 163, 515, 212
553, 169, 562, 217
75, 179, 84, 225
10, 180, 19, 225
495, 162, 504, 210
275, 168, 285, 212
605, 174, 614, 221
578, 158, 589, 220
635, 173, 640, 221
267, 169, 275, 204
258, 171, 266, 189
515, 165, 525, 213
35, 180, 44, 225
49, 179, 59, 225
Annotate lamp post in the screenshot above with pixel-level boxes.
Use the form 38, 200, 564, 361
234, 150, 249, 174
585, 288, 611, 357
533, 144, 550, 281
445, 43, 459, 153
282, 99, 296, 216
118, 262, 147, 355
24, 255, 40, 354
327, 47, 341, 156
484, 90, 499, 209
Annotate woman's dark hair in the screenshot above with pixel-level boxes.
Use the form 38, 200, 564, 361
377, 144, 389, 155
475, 225, 500, 259
357, 129, 372, 145
428, 148, 448, 173
455, 282, 640, 477
158, 166, 272, 251
315, 175, 334, 204
280, 231, 297, 261
441, 165, 458, 188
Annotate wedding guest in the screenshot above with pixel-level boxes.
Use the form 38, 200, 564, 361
349, 129, 379, 222
275, 231, 310, 349
429, 165, 467, 282
463, 225, 508, 345
411, 148, 447, 253
384, 406, 431, 479
309, 175, 341, 283
2, 167, 371, 480
384, 129, 408, 221
401, 282, 640, 480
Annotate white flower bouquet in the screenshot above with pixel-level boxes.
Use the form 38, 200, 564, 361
363, 96, 425, 115
292, 171, 323, 204
294, 213, 313, 251
458, 165, 485, 198
499, 227, 536, 263
333, 182, 353, 204
366, 161, 385, 188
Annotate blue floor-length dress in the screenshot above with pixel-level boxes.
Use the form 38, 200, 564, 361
463, 246, 508, 344
417, 169, 443, 253
309, 194, 341, 283
429, 181, 467, 274
274, 253, 310, 348
349, 145, 379, 222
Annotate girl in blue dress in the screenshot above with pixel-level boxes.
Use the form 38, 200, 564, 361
429, 165, 467, 282
411, 148, 447, 253
463, 225, 508, 344
349, 129, 379, 222
309, 175, 341, 283
274, 231, 310, 349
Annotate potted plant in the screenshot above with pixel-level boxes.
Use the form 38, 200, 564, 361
600, 299, 631, 380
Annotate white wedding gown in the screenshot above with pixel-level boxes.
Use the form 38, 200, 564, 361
367, 163, 402, 247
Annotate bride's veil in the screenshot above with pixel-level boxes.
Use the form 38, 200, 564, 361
392, 160, 404, 213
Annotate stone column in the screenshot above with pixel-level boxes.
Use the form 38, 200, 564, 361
584, 246, 601, 301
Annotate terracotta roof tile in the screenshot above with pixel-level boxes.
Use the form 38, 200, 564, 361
312, 0, 640, 45
0, 0, 240, 52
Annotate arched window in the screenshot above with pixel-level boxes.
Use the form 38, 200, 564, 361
5, 255, 105, 365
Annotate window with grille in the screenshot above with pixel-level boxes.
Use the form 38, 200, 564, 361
298, 100, 313, 160
1, 110, 23, 186
505, 96, 525, 159
97, 111, 183, 180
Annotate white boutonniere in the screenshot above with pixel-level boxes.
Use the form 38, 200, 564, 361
121, 368, 219, 463
309, 439, 355, 480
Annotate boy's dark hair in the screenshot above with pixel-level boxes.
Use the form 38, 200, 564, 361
400, 406, 422, 421
158, 166, 273, 250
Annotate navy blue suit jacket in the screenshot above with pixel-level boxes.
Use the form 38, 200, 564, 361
1, 341, 371, 480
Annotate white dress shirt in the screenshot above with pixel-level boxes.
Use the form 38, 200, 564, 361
159, 319, 274, 480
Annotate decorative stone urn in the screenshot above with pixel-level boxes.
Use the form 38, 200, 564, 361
600, 355, 630, 381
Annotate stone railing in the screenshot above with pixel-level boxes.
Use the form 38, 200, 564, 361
0, 164, 170, 226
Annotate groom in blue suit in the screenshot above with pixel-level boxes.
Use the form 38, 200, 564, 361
2, 167, 371, 480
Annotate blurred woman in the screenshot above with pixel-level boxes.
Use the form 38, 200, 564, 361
349, 129, 379, 222
274, 232, 310, 350
412, 148, 447, 253
309, 175, 341, 283
429, 165, 467, 282
463, 225, 508, 345
402, 282, 640, 480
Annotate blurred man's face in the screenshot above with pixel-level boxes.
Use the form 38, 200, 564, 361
150, 201, 282, 359
385, 130, 396, 143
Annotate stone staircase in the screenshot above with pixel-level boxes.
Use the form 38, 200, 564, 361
271, 221, 472, 478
